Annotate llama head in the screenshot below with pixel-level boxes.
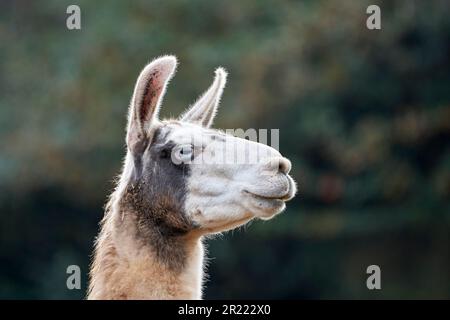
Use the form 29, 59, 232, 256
123, 56, 296, 236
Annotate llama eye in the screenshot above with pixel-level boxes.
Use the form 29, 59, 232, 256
179, 145, 193, 159
171, 144, 193, 165
180, 145, 193, 155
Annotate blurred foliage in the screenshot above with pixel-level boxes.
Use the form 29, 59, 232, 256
0, 0, 449, 299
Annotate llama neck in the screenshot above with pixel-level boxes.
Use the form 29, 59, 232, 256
88, 204, 204, 300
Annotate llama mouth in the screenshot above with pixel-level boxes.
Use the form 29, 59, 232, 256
242, 189, 287, 219
243, 177, 295, 202
242, 189, 291, 202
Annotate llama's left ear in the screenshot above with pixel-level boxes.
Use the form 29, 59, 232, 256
127, 56, 177, 155
180, 67, 227, 128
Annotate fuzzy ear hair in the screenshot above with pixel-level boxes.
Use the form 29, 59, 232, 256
126, 55, 177, 155
180, 67, 227, 128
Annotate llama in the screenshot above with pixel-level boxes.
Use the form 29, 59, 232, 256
88, 56, 296, 299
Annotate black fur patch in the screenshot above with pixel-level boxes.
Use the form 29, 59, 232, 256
120, 125, 195, 272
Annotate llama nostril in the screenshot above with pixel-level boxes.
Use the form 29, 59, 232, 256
278, 157, 291, 174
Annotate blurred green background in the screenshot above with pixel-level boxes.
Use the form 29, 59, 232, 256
1, 0, 449, 299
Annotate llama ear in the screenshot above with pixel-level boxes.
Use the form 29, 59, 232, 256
127, 56, 177, 154
180, 67, 227, 128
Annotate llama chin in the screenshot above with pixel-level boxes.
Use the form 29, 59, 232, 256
88, 55, 296, 300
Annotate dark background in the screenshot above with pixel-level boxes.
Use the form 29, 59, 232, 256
0, 0, 449, 299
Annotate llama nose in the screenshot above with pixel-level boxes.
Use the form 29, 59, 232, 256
277, 157, 291, 174
265, 157, 291, 174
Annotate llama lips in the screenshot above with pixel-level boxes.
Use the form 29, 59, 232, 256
243, 176, 296, 201
243, 188, 291, 201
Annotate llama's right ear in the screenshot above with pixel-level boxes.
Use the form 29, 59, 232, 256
127, 56, 177, 155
